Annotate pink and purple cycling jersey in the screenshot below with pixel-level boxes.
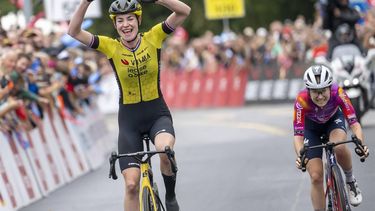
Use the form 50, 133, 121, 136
293, 84, 358, 136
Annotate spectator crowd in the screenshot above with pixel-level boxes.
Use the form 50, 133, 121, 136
0, 24, 113, 133
162, 5, 375, 79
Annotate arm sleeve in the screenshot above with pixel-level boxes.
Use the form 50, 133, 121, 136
293, 97, 306, 136
337, 87, 358, 125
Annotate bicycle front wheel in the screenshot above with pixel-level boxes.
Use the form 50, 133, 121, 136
142, 187, 152, 211
331, 165, 351, 211
152, 182, 162, 211
142, 186, 160, 211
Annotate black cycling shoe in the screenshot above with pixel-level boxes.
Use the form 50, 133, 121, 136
165, 197, 179, 211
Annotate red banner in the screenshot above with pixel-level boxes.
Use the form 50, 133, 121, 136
185, 70, 203, 108
161, 68, 248, 109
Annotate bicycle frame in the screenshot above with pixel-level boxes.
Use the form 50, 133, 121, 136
323, 142, 351, 211
109, 137, 178, 211
300, 135, 367, 211
139, 161, 159, 211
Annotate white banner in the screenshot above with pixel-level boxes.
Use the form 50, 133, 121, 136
43, 0, 102, 22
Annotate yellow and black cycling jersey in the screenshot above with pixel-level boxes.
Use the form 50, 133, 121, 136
90, 22, 174, 104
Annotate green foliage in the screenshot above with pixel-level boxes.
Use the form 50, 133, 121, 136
0, 1, 18, 16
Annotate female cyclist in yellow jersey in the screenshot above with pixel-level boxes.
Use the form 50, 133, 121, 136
68, 0, 190, 211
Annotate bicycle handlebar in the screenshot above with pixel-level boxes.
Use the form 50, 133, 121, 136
299, 135, 367, 172
299, 147, 308, 172
109, 146, 178, 180
165, 146, 178, 174
109, 151, 118, 180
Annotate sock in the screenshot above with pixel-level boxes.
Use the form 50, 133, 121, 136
344, 169, 355, 183
162, 173, 176, 200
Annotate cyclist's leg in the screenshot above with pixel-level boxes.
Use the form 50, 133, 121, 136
150, 116, 176, 176
150, 116, 179, 211
329, 128, 352, 172
307, 159, 325, 210
119, 138, 142, 211
123, 168, 141, 211
304, 122, 325, 210
327, 111, 362, 206
327, 110, 352, 175
118, 107, 143, 211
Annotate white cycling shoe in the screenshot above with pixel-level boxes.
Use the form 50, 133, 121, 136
346, 180, 362, 207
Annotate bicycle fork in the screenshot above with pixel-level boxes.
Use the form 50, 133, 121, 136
140, 163, 159, 211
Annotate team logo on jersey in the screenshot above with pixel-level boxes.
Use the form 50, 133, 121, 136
334, 118, 342, 124
296, 102, 303, 124
131, 53, 151, 66
121, 59, 129, 65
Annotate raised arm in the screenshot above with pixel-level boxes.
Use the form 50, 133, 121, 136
67, 0, 94, 46
155, 0, 191, 30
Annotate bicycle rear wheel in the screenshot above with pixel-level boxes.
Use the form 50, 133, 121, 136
331, 165, 351, 211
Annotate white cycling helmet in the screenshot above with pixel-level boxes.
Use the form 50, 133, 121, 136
303, 64, 333, 89
109, 0, 142, 20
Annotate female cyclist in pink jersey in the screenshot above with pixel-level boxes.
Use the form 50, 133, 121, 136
293, 64, 369, 211
68, 0, 190, 211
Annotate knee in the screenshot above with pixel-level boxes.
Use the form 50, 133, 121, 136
310, 172, 324, 186
125, 180, 139, 196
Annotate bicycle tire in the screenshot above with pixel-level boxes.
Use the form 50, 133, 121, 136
325, 163, 333, 211
142, 187, 152, 211
152, 182, 162, 211
331, 165, 351, 211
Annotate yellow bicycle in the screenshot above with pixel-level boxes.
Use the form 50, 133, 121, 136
109, 135, 178, 211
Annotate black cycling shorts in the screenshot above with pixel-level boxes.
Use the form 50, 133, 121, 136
304, 109, 347, 160
117, 98, 175, 171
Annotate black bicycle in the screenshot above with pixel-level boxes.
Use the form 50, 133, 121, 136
299, 135, 367, 211
109, 135, 177, 211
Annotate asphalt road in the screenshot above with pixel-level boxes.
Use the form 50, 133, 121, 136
20, 103, 375, 211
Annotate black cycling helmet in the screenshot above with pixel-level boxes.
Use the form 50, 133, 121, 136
109, 0, 142, 20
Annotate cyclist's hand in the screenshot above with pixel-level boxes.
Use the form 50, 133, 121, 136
137, 0, 157, 3
355, 144, 369, 158
296, 156, 309, 170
